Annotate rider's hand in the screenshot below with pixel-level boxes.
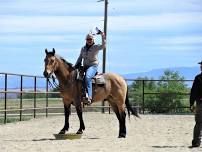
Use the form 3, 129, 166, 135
74, 63, 81, 69
101, 32, 105, 39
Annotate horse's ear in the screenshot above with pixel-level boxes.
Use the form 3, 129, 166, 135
45, 48, 48, 54
52, 48, 55, 55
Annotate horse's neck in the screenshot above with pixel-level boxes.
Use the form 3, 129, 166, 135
54, 61, 72, 86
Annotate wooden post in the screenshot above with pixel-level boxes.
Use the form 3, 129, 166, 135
101, 0, 108, 113
20, 75, 23, 121
4, 74, 7, 124
34, 77, 37, 118
46, 78, 49, 117
142, 80, 145, 114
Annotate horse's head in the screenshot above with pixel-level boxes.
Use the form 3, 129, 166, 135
43, 48, 58, 78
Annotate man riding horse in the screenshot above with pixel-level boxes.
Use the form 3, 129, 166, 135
74, 29, 106, 105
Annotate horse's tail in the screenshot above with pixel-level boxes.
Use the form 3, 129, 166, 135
125, 88, 140, 119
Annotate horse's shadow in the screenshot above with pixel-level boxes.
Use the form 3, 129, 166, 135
2, 136, 100, 142
32, 138, 56, 141
152, 145, 192, 149
32, 136, 100, 141
1, 138, 56, 142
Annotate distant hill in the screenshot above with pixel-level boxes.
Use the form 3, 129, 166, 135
0, 75, 46, 89
122, 66, 199, 80
0, 67, 200, 90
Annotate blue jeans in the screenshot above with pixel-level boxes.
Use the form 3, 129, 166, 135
85, 65, 98, 99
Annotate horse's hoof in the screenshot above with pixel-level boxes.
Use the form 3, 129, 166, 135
58, 130, 66, 134
76, 130, 83, 134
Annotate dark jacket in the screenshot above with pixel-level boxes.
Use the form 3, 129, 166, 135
190, 73, 202, 106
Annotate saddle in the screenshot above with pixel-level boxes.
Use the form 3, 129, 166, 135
75, 67, 106, 102
76, 68, 106, 85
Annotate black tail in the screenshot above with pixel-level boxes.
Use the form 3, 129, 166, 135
125, 88, 140, 119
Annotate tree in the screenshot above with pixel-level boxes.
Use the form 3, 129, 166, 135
129, 70, 189, 113
154, 70, 188, 113
129, 77, 157, 108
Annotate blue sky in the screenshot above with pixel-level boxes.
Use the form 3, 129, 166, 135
0, 0, 202, 76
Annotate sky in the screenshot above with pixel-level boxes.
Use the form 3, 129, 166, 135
0, 0, 202, 76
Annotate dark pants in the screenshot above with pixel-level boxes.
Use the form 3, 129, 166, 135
192, 101, 202, 146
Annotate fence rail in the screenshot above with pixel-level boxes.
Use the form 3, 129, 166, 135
0, 72, 193, 124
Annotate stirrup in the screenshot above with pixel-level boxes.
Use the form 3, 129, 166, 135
84, 98, 92, 106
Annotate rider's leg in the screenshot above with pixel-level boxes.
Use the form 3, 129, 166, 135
85, 65, 98, 103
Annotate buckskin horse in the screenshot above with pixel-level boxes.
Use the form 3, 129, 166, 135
43, 48, 139, 138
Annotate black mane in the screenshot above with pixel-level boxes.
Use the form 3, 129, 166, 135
58, 56, 74, 69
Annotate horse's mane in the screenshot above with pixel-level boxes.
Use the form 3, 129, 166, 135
56, 55, 74, 69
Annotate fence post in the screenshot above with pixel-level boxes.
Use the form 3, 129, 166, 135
108, 104, 110, 114
102, 101, 105, 113
142, 80, 145, 114
20, 75, 23, 121
4, 74, 7, 124
46, 78, 48, 117
34, 77, 37, 118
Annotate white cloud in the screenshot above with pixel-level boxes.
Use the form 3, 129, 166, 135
152, 36, 202, 45
0, 0, 103, 15
1, 12, 202, 35
0, 15, 104, 34
0, 34, 83, 44
109, 12, 202, 31
1, 0, 201, 17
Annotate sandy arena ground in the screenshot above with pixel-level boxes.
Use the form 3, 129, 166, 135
0, 113, 201, 152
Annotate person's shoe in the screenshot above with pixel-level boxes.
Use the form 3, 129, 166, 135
191, 144, 200, 148
191, 140, 201, 148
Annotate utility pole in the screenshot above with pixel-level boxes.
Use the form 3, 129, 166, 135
103, 0, 108, 74
98, 0, 108, 113
98, 0, 108, 73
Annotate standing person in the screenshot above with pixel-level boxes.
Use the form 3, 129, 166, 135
190, 60, 202, 147
74, 30, 106, 105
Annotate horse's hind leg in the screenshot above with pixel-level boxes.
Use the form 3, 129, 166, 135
76, 105, 85, 134
116, 104, 126, 138
109, 102, 126, 138
59, 104, 70, 134
119, 109, 126, 138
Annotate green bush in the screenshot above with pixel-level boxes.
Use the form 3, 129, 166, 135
129, 70, 190, 113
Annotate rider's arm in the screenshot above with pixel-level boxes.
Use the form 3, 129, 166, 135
96, 32, 106, 51
74, 49, 83, 68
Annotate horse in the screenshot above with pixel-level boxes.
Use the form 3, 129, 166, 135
43, 48, 139, 138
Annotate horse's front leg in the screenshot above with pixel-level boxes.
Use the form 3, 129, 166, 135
76, 105, 85, 134
59, 104, 70, 134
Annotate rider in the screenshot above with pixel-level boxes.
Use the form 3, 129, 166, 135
74, 30, 106, 105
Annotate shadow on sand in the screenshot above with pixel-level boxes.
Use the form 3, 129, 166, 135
152, 145, 186, 148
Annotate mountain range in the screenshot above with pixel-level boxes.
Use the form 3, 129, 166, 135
122, 66, 199, 80
0, 66, 200, 89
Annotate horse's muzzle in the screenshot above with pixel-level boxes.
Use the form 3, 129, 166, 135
43, 71, 50, 78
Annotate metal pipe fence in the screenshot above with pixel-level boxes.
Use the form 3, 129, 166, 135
125, 79, 193, 114
0, 72, 193, 124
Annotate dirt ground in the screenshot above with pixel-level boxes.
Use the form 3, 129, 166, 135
0, 113, 201, 152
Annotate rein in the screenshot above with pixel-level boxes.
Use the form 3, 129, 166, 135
47, 75, 60, 90
45, 55, 77, 90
